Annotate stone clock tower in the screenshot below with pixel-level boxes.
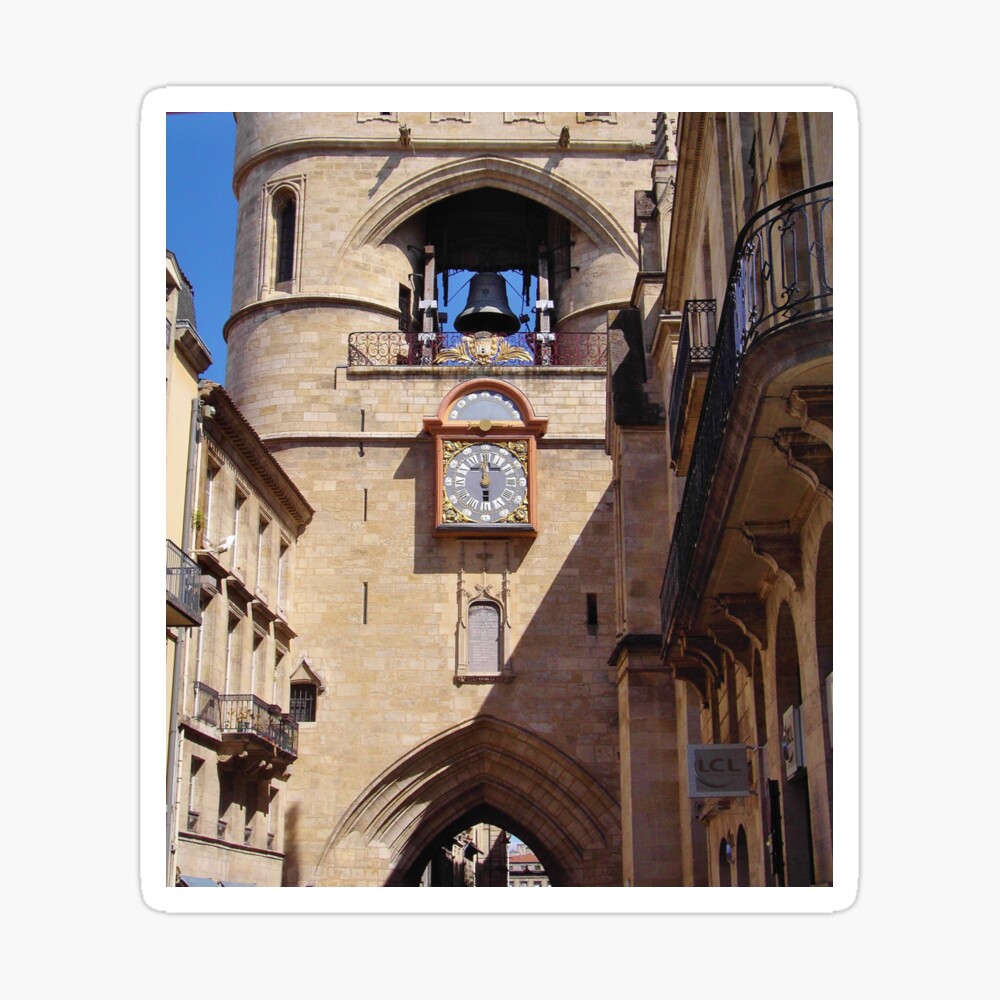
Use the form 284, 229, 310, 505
222, 111, 675, 885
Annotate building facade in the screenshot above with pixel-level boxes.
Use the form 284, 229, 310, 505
165, 109, 834, 888
645, 112, 833, 886
508, 849, 551, 888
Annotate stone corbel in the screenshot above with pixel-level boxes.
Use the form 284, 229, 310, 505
742, 522, 804, 592
679, 634, 727, 685
706, 617, 754, 676
715, 593, 768, 652
773, 428, 833, 496
787, 386, 833, 448
665, 634, 713, 707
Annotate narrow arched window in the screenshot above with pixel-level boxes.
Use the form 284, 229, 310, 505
275, 195, 296, 285
467, 600, 501, 674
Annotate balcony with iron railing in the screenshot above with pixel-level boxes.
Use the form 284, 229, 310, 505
668, 299, 716, 476
347, 330, 608, 368
660, 183, 833, 644
192, 682, 299, 759
166, 539, 202, 627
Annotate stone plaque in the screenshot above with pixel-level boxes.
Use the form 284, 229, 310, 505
468, 602, 500, 673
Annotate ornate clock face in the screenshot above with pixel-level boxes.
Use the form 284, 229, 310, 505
442, 441, 529, 525
448, 390, 521, 422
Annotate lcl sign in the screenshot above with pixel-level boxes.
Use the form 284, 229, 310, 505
687, 745, 751, 798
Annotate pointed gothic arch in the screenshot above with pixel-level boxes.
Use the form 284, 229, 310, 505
340, 155, 640, 266
312, 715, 621, 887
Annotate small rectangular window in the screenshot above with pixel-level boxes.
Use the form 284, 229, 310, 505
250, 631, 264, 697
277, 540, 289, 612
586, 593, 598, 634
204, 462, 219, 540
257, 517, 270, 592
225, 613, 240, 693
187, 757, 203, 831
233, 491, 247, 574
276, 197, 296, 284
290, 683, 316, 723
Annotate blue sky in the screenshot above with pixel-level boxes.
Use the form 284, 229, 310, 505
166, 112, 237, 383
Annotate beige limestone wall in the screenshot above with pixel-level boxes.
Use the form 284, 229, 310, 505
227, 112, 655, 354
235, 112, 655, 158
269, 400, 622, 883
217, 111, 662, 885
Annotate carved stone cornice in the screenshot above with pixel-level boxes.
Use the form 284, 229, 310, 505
742, 521, 803, 591
200, 382, 314, 534
773, 428, 833, 496
607, 632, 664, 669
787, 386, 833, 448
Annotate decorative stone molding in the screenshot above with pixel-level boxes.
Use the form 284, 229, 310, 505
707, 618, 754, 675
344, 155, 640, 266
504, 112, 544, 123
714, 594, 769, 652
787, 385, 833, 448
317, 715, 621, 887
290, 656, 325, 694
257, 174, 306, 298
454, 555, 514, 685
773, 428, 833, 496
666, 633, 724, 705
742, 521, 804, 591
430, 112, 471, 123
357, 112, 397, 123
680, 634, 727, 684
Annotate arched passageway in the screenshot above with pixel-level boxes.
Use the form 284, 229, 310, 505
314, 716, 621, 887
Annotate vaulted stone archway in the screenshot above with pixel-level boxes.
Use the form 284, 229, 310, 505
345, 155, 640, 264
311, 716, 621, 887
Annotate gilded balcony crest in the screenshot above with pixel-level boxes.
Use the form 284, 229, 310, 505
434, 331, 534, 366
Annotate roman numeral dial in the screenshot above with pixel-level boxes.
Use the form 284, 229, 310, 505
442, 441, 529, 525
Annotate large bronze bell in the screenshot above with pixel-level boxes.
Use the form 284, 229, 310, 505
453, 272, 521, 334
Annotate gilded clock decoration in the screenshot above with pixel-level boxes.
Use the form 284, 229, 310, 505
441, 441, 529, 524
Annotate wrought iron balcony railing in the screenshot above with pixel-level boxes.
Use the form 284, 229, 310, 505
347, 331, 608, 368
668, 299, 716, 466
192, 682, 299, 758
166, 539, 202, 627
660, 183, 833, 641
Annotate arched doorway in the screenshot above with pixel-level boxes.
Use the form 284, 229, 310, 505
718, 839, 732, 886
401, 806, 559, 887
774, 602, 815, 886
313, 716, 621, 887
736, 825, 750, 886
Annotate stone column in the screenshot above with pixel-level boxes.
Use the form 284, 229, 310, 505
614, 637, 684, 886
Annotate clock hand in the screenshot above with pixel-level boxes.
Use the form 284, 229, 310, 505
480, 456, 490, 489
